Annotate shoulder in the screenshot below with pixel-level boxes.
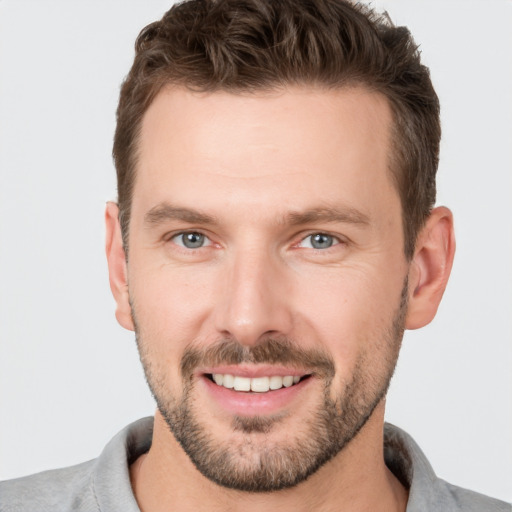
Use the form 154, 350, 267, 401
432, 479, 511, 512
0, 417, 152, 512
0, 459, 99, 512
383, 423, 511, 512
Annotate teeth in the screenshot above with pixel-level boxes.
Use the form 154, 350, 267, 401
251, 376, 270, 393
222, 374, 234, 389
282, 376, 294, 387
211, 373, 303, 392
233, 376, 251, 392
269, 375, 284, 390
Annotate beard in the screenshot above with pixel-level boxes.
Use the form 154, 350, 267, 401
132, 281, 408, 493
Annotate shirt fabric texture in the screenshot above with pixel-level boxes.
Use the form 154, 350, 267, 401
1, 417, 509, 511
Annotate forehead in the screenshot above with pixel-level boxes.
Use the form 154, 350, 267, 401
133, 85, 397, 226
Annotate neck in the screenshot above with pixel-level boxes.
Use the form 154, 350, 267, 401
130, 403, 408, 512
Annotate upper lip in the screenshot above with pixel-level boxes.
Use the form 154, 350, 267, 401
198, 365, 310, 378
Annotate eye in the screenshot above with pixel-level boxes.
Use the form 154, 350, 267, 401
298, 233, 339, 250
172, 232, 211, 249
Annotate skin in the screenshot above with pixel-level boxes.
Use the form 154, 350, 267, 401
106, 86, 455, 512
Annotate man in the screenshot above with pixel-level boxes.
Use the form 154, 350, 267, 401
0, 0, 509, 511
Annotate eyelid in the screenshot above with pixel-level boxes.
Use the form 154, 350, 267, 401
163, 229, 346, 250
167, 230, 213, 248
295, 232, 344, 249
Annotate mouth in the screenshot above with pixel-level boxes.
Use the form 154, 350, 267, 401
206, 373, 311, 393
199, 367, 315, 416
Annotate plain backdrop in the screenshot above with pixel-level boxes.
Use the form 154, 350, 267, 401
0, 0, 511, 503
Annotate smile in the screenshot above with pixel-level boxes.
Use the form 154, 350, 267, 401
200, 368, 314, 416
209, 373, 306, 392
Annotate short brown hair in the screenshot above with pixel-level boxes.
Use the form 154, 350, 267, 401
113, 0, 440, 259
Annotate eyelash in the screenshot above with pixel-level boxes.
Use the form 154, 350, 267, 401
168, 231, 213, 249
166, 231, 344, 252
296, 232, 342, 250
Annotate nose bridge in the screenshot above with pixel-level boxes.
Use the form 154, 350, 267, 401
214, 243, 292, 346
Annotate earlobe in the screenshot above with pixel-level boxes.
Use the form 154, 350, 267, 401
405, 206, 456, 330
105, 202, 134, 331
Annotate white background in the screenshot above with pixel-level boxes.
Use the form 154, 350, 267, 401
0, 0, 511, 503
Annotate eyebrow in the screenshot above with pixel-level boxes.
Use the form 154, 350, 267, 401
144, 202, 370, 228
286, 206, 370, 227
144, 203, 218, 226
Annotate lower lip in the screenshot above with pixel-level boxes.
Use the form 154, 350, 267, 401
201, 375, 313, 416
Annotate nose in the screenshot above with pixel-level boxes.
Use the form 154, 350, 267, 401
213, 247, 293, 347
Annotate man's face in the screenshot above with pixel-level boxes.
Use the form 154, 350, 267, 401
126, 86, 410, 491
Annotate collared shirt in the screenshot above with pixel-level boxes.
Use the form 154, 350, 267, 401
1, 417, 509, 511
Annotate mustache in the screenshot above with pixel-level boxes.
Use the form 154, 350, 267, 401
180, 337, 335, 380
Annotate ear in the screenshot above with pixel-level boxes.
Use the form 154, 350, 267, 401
105, 202, 134, 331
405, 206, 456, 330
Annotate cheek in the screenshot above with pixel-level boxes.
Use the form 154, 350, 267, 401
129, 263, 218, 362
293, 266, 403, 371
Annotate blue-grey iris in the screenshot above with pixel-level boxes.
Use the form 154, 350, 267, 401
182, 232, 205, 248
311, 233, 334, 249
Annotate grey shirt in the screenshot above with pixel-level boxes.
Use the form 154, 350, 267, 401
1, 417, 509, 511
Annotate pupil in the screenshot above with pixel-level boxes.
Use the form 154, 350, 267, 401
184, 233, 204, 248
312, 233, 332, 249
